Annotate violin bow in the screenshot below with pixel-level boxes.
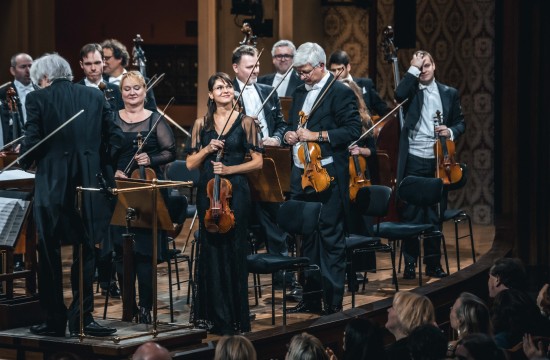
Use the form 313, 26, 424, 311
253, 65, 293, 119
0, 82, 11, 91
348, 98, 408, 148
1, 135, 25, 152
300, 67, 344, 128
0, 110, 85, 174
122, 98, 175, 175
216, 48, 264, 140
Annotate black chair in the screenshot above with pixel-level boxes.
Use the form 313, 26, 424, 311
345, 185, 398, 307
441, 163, 475, 270
164, 160, 200, 320
374, 176, 449, 286
247, 200, 323, 326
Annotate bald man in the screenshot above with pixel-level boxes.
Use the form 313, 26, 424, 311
132, 342, 171, 360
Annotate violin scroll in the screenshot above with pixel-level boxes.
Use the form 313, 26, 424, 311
240, 22, 258, 47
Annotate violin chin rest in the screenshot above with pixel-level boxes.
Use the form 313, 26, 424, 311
303, 186, 316, 195
205, 224, 220, 233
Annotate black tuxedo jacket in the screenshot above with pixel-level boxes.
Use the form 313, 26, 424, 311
77, 78, 124, 111
394, 71, 466, 184
20, 79, 124, 246
284, 73, 362, 219
0, 81, 40, 143
233, 79, 286, 141
352, 77, 390, 117
257, 70, 304, 97
102, 73, 157, 112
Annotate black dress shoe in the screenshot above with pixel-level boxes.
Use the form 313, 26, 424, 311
30, 322, 66, 337
101, 283, 121, 298
70, 321, 117, 337
287, 300, 322, 314
322, 305, 343, 315
403, 263, 416, 279
139, 307, 152, 324
425, 265, 448, 278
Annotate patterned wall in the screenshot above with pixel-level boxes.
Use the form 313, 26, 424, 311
322, 0, 495, 225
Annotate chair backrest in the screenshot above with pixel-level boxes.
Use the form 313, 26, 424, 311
276, 200, 322, 237
355, 185, 392, 218
398, 176, 443, 207
165, 160, 200, 186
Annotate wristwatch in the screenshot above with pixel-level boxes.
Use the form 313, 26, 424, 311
318, 131, 323, 142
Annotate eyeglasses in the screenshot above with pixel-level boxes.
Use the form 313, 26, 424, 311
296, 63, 321, 77
273, 54, 294, 60
213, 84, 233, 93
103, 56, 112, 61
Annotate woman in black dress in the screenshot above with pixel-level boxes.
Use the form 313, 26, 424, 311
112, 70, 176, 323
186, 72, 263, 335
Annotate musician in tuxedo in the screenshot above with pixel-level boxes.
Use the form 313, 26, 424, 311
232, 45, 290, 265
328, 50, 389, 118
100, 38, 157, 113
257, 40, 304, 97
0, 53, 39, 146
394, 50, 465, 280
78, 43, 124, 111
283, 42, 362, 314
20, 54, 123, 337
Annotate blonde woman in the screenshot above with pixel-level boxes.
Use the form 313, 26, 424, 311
385, 291, 436, 360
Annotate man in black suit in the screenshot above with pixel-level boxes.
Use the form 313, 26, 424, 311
77, 43, 123, 111
328, 50, 389, 117
232, 45, 290, 262
21, 54, 123, 337
257, 40, 304, 98
283, 42, 362, 314
0, 53, 38, 146
100, 38, 157, 113
395, 50, 466, 280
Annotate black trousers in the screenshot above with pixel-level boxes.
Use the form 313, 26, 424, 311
113, 244, 153, 311
253, 201, 289, 256
401, 154, 447, 266
290, 165, 346, 308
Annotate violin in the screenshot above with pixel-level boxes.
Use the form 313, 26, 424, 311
349, 154, 372, 202
130, 132, 156, 180
434, 110, 462, 185
204, 149, 235, 233
6, 87, 23, 144
296, 111, 331, 194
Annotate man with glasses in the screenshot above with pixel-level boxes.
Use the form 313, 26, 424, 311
283, 42, 361, 315
258, 40, 304, 97
100, 38, 157, 112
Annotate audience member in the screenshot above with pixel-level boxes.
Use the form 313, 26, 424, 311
286, 332, 329, 360
447, 292, 492, 357
454, 333, 507, 360
523, 333, 550, 360
385, 292, 436, 360
132, 341, 171, 360
326, 318, 386, 360
537, 283, 550, 319
492, 288, 550, 349
214, 335, 257, 360
407, 324, 448, 360
488, 257, 528, 297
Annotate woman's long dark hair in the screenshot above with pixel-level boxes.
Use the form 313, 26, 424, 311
205, 72, 234, 131
343, 318, 386, 360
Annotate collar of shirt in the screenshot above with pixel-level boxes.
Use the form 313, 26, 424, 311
109, 69, 127, 85
341, 74, 353, 83
14, 80, 34, 94
84, 78, 102, 89
419, 79, 437, 93
304, 71, 330, 91
237, 79, 256, 92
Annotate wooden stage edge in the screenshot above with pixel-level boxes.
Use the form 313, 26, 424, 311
0, 219, 511, 360
175, 217, 513, 360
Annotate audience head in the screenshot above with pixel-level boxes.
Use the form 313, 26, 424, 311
407, 324, 448, 360
270, 39, 296, 74
48, 352, 81, 360
285, 332, 329, 360
386, 291, 436, 340
101, 38, 129, 76
342, 318, 385, 360
214, 335, 257, 360
10, 53, 33, 86
450, 292, 492, 338
454, 333, 507, 360
132, 341, 171, 360
488, 257, 527, 297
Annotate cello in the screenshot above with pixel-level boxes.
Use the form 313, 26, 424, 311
6, 87, 23, 146
433, 110, 462, 185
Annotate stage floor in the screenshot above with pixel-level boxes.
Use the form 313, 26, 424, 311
2, 218, 494, 358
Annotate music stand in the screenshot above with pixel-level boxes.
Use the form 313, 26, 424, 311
76, 177, 192, 343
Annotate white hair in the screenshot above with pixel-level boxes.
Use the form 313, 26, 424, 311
31, 53, 73, 83
293, 42, 326, 68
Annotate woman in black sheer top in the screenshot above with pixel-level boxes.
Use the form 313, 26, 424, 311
186, 72, 263, 335
112, 70, 176, 323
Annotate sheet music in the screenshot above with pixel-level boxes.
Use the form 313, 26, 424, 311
0, 169, 35, 182
0, 197, 30, 247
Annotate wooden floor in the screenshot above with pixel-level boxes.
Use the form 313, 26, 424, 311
9, 218, 494, 345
